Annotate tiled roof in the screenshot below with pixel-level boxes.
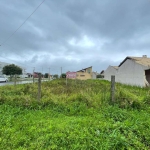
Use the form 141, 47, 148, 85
119, 56, 150, 67
77, 66, 92, 72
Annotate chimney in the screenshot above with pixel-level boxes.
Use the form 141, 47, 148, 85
143, 55, 147, 58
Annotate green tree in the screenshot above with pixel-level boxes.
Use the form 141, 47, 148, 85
2, 64, 22, 79
61, 73, 66, 78
53, 74, 58, 79
96, 74, 104, 78
44, 73, 49, 78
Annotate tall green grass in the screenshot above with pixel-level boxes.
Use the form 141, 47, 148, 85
0, 79, 150, 149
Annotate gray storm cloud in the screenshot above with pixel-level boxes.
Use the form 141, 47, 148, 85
0, 0, 150, 74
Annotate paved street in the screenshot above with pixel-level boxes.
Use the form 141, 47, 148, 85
0, 79, 50, 86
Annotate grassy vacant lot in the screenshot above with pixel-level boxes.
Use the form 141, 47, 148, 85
0, 79, 150, 149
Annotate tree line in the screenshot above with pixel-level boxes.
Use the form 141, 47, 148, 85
2, 64, 60, 79
2, 64, 103, 79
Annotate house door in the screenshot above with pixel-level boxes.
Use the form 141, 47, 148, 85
145, 69, 150, 84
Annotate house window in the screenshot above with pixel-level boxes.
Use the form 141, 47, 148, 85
80, 75, 85, 77
87, 69, 91, 73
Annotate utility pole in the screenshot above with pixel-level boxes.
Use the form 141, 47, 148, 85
49, 67, 50, 80
23, 68, 26, 78
33, 67, 35, 83
61, 67, 62, 78
42, 67, 43, 79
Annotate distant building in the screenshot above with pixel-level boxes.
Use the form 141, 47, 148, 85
33, 72, 40, 78
104, 66, 118, 81
100, 70, 104, 78
92, 72, 99, 79
26, 73, 33, 78
76, 66, 93, 80
104, 55, 150, 87
0, 61, 27, 78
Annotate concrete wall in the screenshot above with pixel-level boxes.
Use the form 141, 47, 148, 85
116, 59, 148, 87
104, 66, 118, 81
104, 59, 149, 87
92, 72, 97, 79
76, 67, 92, 80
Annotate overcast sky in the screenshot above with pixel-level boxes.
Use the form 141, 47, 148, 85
0, 0, 150, 74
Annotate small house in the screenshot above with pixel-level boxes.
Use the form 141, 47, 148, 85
117, 55, 150, 87
76, 66, 93, 80
104, 66, 118, 81
104, 55, 150, 87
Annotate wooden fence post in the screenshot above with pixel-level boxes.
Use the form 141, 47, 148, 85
66, 77, 68, 86
33, 75, 35, 83
14, 74, 17, 86
38, 74, 41, 101
111, 75, 115, 102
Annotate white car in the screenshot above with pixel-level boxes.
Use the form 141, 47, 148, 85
0, 75, 8, 82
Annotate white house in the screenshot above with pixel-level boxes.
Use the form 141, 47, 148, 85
104, 66, 118, 81
100, 70, 104, 78
117, 55, 150, 87
92, 72, 99, 79
104, 55, 150, 87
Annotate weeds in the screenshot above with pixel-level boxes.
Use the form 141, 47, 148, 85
0, 79, 150, 149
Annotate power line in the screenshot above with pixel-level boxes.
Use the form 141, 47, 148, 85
0, 0, 46, 46
0, 43, 18, 51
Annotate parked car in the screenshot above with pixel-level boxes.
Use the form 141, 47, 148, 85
0, 75, 8, 82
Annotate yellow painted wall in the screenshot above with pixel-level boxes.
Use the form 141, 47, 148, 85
76, 67, 92, 80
